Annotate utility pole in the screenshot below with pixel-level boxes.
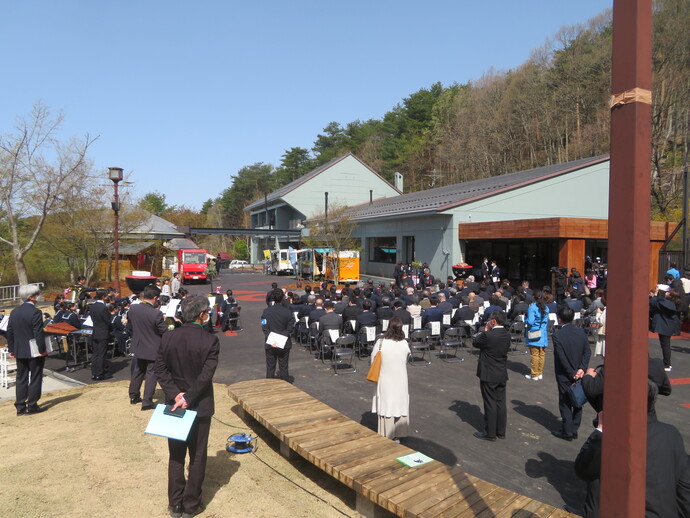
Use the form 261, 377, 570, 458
601, 1, 652, 516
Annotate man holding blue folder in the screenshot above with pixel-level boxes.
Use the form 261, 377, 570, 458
155, 295, 219, 518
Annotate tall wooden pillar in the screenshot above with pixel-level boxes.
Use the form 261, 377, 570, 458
600, 1, 653, 517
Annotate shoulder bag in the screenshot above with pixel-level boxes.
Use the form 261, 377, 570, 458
567, 380, 587, 408
366, 339, 383, 383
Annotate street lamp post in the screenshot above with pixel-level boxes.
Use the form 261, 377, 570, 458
108, 167, 124, 293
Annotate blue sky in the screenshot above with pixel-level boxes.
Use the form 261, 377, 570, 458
2, 1, 612, 210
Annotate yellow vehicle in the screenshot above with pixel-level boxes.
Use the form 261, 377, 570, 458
298, 248, 359, 283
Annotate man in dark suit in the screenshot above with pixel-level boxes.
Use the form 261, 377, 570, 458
391, 300, 412, 327
575, 382, 690, 518
308, 297, 326, 324
89, 290, 112, 380
552, 305, 591, 440
126, 285, 167, 410
472, 310, 510, 441
154, 295, 219, 518
318, 301, 342, 351
7, 284, 47, 415
355, 300, 378, 333
421, 296, 444, 327
261, 289, 295, 380
480, 258, 490, 283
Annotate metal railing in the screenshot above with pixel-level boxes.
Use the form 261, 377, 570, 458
0, 283, 44, 303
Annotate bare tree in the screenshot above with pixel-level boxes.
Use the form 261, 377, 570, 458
0, 103, 96, 284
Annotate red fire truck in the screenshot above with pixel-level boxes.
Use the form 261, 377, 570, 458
177, 248, 209, 284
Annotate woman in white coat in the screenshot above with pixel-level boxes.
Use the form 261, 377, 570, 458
371, 317, 411, 440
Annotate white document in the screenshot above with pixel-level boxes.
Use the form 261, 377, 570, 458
29, 338, 52, 357
381, 320, 389, 331
365, 326, 376, 341
442, 314, 451, 325
413, 316, 422, 330
430, 321, 441, 336
266, 332, 288, 349
83, 316, 93, 327
0, 315, 8, 332
328, 329, 340, 342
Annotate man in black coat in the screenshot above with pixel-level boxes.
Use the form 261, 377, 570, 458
552, 305, 591, 440
355, 300, 378, 333
126, 284, 167, 410
261, 289, 294, 380
391, 300, 412, 327
472, 310, 510, 441
575, 382, 690, 518
89, 290, 112, 380
7, 284, 47, 415
154, 295, 219, 518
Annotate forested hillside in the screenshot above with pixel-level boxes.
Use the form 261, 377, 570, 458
214, 0, 688, 226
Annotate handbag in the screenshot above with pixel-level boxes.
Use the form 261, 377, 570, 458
366, 340, 383, 383
527, 329, 542, 340
567, 380, 587, 408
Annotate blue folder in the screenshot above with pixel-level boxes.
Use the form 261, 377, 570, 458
145, 404, 197, 441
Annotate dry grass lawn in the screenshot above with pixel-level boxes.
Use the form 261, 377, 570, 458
0, 381, 355, 518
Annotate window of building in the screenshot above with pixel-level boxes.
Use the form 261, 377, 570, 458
368, 237, 397, 263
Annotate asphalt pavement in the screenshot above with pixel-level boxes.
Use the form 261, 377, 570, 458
33, 270, 690, 513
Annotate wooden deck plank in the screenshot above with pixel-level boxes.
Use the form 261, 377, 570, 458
416, 475, 495, 517
492, 495, 538, 518
400, 471, 478, 517
377, 465, 470, 514
361, 463, 449, 500
227, 379, 576, 518
464, 491, 521, 518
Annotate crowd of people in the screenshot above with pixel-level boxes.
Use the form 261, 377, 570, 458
4, 256, 690, 516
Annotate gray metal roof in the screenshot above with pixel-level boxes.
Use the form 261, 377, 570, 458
125, 213, 185, 239
244, 153, 398, 212
349, 155, 609, 220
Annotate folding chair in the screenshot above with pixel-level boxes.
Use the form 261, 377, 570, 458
331, 334, 356, 374
408, 329, 431, 366
438, 327, 465, 363
308, 321, 320, 353
509, 321, 526, 352
356, 326, 377, 359
426, 321, 442, 349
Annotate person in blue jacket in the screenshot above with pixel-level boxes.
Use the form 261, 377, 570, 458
524, 290, 551, 380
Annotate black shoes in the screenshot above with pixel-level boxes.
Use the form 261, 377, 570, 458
141, 404, 155, 411
25, 405, 45, 415
473, 431, 496, 442
130, 396, 142, 405
91, 374, 113, 381
169, 504, 183, 518
552, 430, 577, 441
181, 504, 205, 518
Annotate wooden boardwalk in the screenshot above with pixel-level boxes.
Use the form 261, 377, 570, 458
228, 379, 576, 518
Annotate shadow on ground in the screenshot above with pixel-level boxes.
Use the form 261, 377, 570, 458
448, 399, 484, 432
525, 451, 586, 513
511, 399, 560, 432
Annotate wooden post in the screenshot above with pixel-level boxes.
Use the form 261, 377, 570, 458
600, 1, 653, 516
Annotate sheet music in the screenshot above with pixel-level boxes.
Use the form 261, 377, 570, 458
165, 299, 180, 318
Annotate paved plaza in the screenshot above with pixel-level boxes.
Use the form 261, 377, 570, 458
34, 270, 690, 513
